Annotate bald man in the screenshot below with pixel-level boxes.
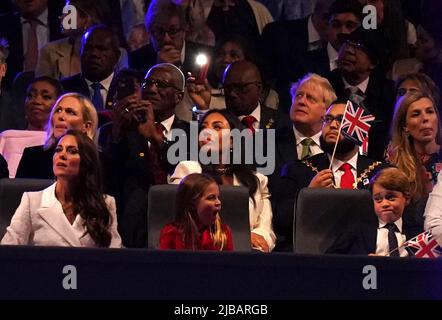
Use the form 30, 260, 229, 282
102, 62, 190, 248
222, 60, 288, 131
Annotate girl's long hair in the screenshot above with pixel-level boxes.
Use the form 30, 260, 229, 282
175, 173, 227, 250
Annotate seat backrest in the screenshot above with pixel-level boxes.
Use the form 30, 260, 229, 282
148, 184, 251, 251
294, 188, 375, 254
0, 178, 54, 238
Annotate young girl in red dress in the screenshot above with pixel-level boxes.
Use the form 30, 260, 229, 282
159, 173, 234, 251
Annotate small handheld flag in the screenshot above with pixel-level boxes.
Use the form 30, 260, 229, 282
403, 230, 442, 258
341, 100, 375, 146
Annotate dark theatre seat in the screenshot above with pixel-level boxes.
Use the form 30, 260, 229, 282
0, 178, 54, 238
293, 188, 375, 254
147, 184, 251, 251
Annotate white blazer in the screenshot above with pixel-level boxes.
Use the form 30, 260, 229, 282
169, 161, 276, 251
424, 171, 442, 246
1, 183, 122, 248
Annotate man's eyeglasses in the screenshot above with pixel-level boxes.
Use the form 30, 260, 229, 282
150, 27, 183, 39
223, 82, 262, 94
323, 115, 344, 125
142, 78, 182, 92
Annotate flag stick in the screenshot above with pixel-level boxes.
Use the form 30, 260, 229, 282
328, 101, 350, 170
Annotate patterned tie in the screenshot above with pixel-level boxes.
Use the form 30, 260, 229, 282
91, 82, 104, 111
385, 223, 400, 257
241, 115, 257, 133
300, 138, 313, 160
24, 19, 39, 71
148, 123, 168, 184
346, 87, 366, 106
339, 163, 355, 189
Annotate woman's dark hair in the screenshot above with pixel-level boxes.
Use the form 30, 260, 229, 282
198, 109, 259, 205
56, 129, 112, 247
27, 76, 64, 97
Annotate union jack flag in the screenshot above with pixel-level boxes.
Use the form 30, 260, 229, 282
404, 230, 442, 258
341, 100, 375, 145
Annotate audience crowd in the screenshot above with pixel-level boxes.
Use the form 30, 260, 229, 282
1, 0, 442, 255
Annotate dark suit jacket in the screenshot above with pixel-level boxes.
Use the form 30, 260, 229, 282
273, 152, 389, 251
259, 105, 290, 130
326, 217, 423, 255
61, 73, 116, 122
304, 47, 331, 77
128, 41, 213, 75
15, 145, 55, 179
325, 69, 396, 161
101, 116, 191, 248
0, 2, 63, 89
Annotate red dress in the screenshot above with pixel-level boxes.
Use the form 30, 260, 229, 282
159, 222, 234, 251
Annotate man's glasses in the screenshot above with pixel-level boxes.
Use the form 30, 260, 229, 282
223, 82, 261, 94
142, 78, 182, 92
323, 115, 344, 125
150, 27, 183, 39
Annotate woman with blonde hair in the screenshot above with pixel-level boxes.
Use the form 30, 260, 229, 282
16, 93, 98, 179
387, 91, 442, 201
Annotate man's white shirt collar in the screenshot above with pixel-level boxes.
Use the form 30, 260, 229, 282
293, 126, 321, 148
21, 8, 48, 25
329, 151, 359, 174
343, 76, 370, 94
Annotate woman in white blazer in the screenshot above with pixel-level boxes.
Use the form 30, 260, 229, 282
169, 109, 276, 252
1, 130, 122, 248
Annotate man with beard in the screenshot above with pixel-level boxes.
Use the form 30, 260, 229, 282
272, 99, 388, 251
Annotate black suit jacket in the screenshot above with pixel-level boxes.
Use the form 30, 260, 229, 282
16, 145, 55, 179
0, 2, 63, 88
326, 217, 423, 255
61, 73, 116, 110
102, 116, 191, 248
128, 41, 213, 75
259, 105, 290, 130
273, 152, 389, 251
304, 47, 331, 77
326, 69, 396, 161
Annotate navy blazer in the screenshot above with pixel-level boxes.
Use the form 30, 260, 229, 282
326, 217, 423, 255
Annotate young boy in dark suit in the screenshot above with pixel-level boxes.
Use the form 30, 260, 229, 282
327, 167, 423, 256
